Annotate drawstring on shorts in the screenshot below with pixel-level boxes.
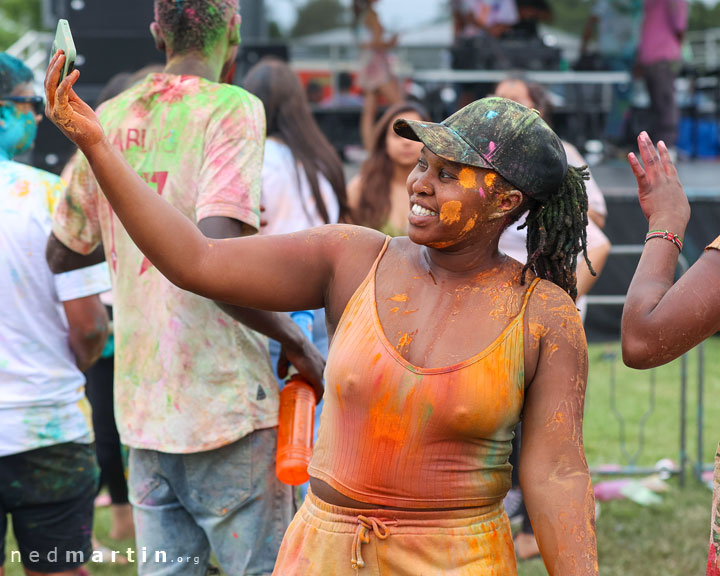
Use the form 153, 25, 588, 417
350, 515, 396, 569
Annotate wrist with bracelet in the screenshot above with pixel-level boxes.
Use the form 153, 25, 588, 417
645, 229, 684, 252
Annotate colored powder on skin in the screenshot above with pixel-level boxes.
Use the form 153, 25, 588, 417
390, 307, 399, 313
396, 332, 413, 350
460, 215, 477, 235
439, 200, 462, 225
457, 167, 477, 191
485, 110, 499, 119
389, 293, 409, 302
484, 172, 497, 189
551, 411, 565, 425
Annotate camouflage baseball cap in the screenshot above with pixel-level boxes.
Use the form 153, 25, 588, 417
393, 97, 567, 202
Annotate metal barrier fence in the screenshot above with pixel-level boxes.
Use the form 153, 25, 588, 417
585, 244, 712, 487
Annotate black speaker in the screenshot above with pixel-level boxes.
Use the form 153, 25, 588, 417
235, 43, 289, 80
69, 34, 164, 85
43, 0, 154, 34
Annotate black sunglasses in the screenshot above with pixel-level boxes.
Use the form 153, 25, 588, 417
0, 95, 44, 115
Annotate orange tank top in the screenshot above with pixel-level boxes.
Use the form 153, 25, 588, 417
309, 238, 539, 509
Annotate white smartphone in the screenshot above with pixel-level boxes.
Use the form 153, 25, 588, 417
51, 19, 76, 85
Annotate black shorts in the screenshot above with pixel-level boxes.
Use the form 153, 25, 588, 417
0, 442, 99, 572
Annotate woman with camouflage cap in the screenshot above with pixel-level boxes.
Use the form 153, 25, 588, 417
44, 51, 598, 574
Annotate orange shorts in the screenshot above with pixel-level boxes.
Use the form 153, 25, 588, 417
273, 490, 517, 575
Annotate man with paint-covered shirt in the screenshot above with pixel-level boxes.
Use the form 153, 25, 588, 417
0, 53, 110, 576
46, 1, 325, 574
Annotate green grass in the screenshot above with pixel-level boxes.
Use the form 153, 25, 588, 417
3, 340, 719, 575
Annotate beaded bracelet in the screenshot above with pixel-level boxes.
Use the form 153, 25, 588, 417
645, 229, 683, 252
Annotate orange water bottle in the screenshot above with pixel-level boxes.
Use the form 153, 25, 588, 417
276, 374, 316, 485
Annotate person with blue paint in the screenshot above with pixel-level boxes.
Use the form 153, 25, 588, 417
0, 52, 110, 576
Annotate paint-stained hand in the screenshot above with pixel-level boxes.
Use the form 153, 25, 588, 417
276, 337, 325, 403
627, 132, 690, 234
45, 50, 104, 151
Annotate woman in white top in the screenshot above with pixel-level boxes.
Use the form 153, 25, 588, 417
243, 57, 348, 236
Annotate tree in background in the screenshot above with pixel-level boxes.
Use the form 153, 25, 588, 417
546, 0, 593, 35
291, 0, 346, 37
0, 0, 42, 51
688, 0, 720, 31
548, 0, 720, 34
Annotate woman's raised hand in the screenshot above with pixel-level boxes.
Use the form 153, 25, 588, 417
45, 50, 105, 151
627, 132, 690, 234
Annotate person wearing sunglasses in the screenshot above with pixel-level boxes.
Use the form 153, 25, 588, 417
0, 77, 43, 159
0, 52, 111, 576
1, 94, 44, 116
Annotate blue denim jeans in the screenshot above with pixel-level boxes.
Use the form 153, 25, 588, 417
128, 428, 293, 575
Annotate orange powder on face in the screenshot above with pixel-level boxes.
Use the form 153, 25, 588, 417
439, 201, 463, 225
389, 293, 409, 302
460, 215, 477, 235
458, 167, 477, 190
390, 307, 400, 313
484, 172, 497, 189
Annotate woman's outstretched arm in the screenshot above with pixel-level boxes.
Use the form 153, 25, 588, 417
621, 133, 720, 368
44, 51, 383, 314
520, 281, 598, 576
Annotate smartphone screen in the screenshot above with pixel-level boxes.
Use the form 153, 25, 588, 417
51, 19, 76, 85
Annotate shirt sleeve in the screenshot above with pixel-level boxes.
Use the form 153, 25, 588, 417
670, 0, 688, 34
261, 141, 298, 234
196, 91, 266, 232
51, 151, 103, 255
54, 262, 112, 302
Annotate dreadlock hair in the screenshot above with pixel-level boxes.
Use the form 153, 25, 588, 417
0, 53, 33, 97
516, 165, 594, 302
154, 0, 237, 55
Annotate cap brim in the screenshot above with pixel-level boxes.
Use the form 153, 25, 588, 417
393, 118, 494, 170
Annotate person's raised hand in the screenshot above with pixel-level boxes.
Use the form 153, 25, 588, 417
628, 131, 690, 235
45, 50, 105, 151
